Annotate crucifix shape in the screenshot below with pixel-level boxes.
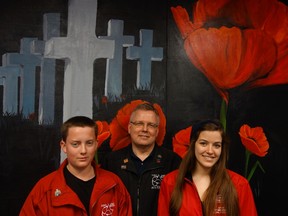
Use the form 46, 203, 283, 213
126, 29, 163, 89
99, 19, 134, 101
45, 0, 114, 121
31, 13, 60, 124
0, 65, 21, 114
2, 37, 42, 117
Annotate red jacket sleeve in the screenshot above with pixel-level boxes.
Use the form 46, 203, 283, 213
117, 177, 133, 216
19, 182, 45, 216
237, 180, 258, 216
229, 170, 258, 216
157, 173, 174, 216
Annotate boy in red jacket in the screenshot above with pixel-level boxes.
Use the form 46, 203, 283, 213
20, 116, 132, 216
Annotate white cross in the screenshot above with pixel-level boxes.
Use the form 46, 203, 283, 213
45, 0, 114, 121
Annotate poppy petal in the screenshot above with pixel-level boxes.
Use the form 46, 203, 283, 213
172, 126, 192, 158
239, 124, 269, 157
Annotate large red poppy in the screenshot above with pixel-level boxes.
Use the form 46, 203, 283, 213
185, 27, 276, 101
95, 120, 110, 148
171, 0, 288, 101
109, 100, 166, 151
172, 126, 192, 158
239, 124, 269, 157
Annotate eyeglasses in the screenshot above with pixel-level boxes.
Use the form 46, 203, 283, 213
130, 121, 159, 129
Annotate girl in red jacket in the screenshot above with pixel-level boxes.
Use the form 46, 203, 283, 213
158, 119, 258, 216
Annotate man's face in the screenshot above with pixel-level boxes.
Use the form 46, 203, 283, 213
128, 110, 159, 149
60, 126, 98, 172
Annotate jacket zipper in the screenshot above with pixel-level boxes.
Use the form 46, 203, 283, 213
90, 183, 117, 216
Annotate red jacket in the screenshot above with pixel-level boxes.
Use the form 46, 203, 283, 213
20, 159, 132, 216
158, 169, 258, 216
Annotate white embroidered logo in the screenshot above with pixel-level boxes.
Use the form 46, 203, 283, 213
214, 194, 226, 215
101, 202, 115, 216
151, 174, 165, 189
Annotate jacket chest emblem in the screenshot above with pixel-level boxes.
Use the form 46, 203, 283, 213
101, 202, 115, 216
54, 189, 62, 197
151, 174, 165, 189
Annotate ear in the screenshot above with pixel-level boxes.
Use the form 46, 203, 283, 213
155, 127, 159, 136
95, 138, 98, 149
60, 140, 67, 153
128, 123, 132, 134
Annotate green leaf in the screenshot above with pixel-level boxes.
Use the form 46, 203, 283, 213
247, 160, 265, 182
94, 150, 98, 164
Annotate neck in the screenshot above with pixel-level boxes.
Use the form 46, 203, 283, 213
66, 164, 95, 181
132, 144, 154, 161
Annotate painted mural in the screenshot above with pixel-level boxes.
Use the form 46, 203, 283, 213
0, 0, 287, 215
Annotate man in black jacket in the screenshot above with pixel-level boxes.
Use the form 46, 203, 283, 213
101, 102, 182, 216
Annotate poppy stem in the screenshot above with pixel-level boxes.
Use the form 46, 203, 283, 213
94, 150, 98, 164
245, 149, 252, 179
220, 99, 227, 132
247, 160, 265, 181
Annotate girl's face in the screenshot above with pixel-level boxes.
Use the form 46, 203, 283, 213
194, 130, 222, 170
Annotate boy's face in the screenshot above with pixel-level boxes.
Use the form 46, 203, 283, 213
60, 126, 98, 171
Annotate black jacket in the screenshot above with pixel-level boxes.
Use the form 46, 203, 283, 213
101, 144, 182, 216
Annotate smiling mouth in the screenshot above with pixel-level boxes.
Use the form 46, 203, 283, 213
203, 156, 215, 160
139, 135, 149, 138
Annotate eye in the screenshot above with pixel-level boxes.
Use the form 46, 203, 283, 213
71, 142, 79, 147
214, 143, 222, 148
147, 123, 159, 129
130, 121, 159, 129
130, 121, 145, 128
86, 140, 94, 146
199, 141, 207, 146
135, 122, 144, 127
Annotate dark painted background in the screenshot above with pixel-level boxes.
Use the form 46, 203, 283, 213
0, 0, 287, 215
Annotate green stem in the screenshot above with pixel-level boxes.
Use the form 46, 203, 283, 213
247, 160, 265, 181
94, 150, 98, 164
220, 99, 227, 132
245, 150, 251, 178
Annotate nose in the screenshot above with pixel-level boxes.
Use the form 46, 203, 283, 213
206, 144, 213, 154
142, 124, 148, 131
80, 144, 87, 154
